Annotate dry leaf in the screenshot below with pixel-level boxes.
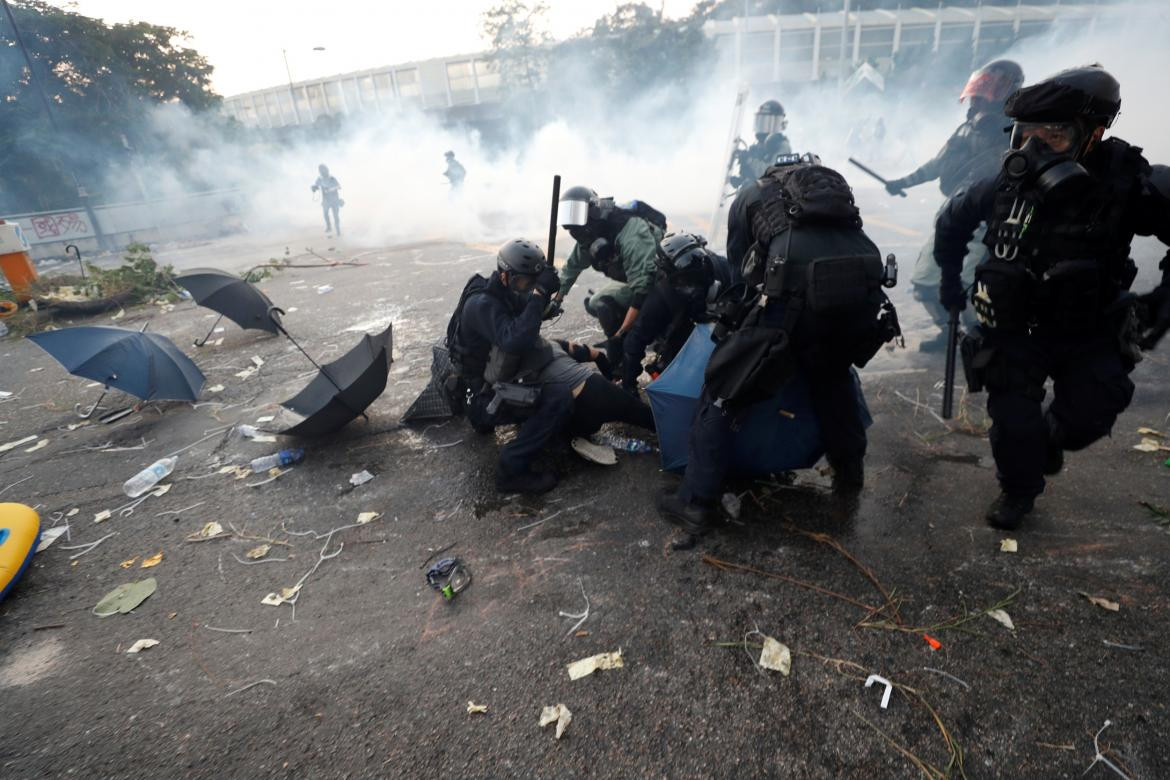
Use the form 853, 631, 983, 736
567, 650, 624, 680
356, 512, 381, 525
987, 608, 1015, 630
245, 544, 271, 560
189, 521, 224, 541
1080, 592, 1120, 612
467, 701, 488, 715
1137, 427, 1164, 437
758, 636, 792, 675
539, 704, 572, 739
260, 593, 284, 606
141, 552, 164, 568
66, 508, 80, 517
125, 638, 159, 654
119, 557, 138, 569
1000, 538, 1018, 553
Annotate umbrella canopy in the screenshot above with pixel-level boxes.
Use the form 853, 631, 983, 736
280, 324, 393, 436
402, 343, 456, 423
645, 323, 870, 475
28, 326, 205, 402
174, 268, 282, 340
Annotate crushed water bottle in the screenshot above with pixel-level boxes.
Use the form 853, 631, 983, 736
591, 432, 655, 454
123, 456, 177, 498
249, 448, 305, 473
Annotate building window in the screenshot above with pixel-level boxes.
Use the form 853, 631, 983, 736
396, 68, 420, 98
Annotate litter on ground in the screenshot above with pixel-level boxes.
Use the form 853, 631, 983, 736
568, 650, 624, 680
539, 704, 572, 739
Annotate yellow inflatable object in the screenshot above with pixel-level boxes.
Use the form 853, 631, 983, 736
0, 503, 40, 602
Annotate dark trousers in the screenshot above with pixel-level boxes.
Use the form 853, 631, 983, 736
569, 374, 655, 437
984, 330, 1135, 498
468, 382, 573, 476
679, 354, 868, 504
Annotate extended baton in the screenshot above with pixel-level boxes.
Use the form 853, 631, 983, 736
941, 308, 961, 419
848, 157, 907, 197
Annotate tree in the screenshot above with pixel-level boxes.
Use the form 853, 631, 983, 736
481, 1, 550, 94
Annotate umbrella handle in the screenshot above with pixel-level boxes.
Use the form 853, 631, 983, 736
75, 388, 108, 419
193, 313, 226, 347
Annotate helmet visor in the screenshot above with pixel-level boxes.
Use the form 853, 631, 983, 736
961, 71, 1015, 103
1010, 122, 1079, 154
561, 199, 590, 227
754, 112, 787, 136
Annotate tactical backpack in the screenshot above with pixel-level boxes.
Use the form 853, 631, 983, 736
705, 162, 899, 409
442, 273, 492, 412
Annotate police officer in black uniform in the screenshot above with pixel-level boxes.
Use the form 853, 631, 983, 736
621, 232, 739, 394
452, 239, 570, 494
729, 100, 793, 189
658, 155, 900, 535
934, 65, 1170, 530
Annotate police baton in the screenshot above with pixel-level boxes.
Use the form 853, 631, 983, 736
941, 308, 961, 420
848, 157, 907, 197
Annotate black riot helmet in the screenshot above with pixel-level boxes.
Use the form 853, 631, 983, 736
960, 59, 1024, 105
1006, 65, 1121, 160
560, 185, 600, 228
753, 100, 787, 139
496, 238, 547, 304
656, 232, 714, 291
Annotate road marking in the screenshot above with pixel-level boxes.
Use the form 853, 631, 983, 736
864, 216, 925, 238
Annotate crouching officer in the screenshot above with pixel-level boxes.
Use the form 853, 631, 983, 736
658, 154, 901, 534
621, 232, 739, 393
935, 65, 1170, 530
556, 185, 667, 369
448, 239, 570, 494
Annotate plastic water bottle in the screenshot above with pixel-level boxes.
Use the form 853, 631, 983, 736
250, 448, 305, 473
591, 432, 655, 454
123, 457, 177, 498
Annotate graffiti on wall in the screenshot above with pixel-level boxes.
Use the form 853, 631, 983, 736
28, 212, 92, 242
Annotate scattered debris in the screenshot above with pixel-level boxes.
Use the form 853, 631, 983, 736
59, 532, 117, 560
23, 439, 48, 453
316, 285, 334, 295
1000, 538, 1018, 553
539, 704, 572, 739
426, 557, 471, 600
986, 608, 1015, 630
125, 638, 159, 654
250, 356, 265, 368
466, 701, 488, 715
261, 586, 301, 607
93, 509, 112, 523
246, 544, 271, 560
567, 649, 624, 680
141, 552, 163, 568
1080, 592, 1121, 612
187, 521, 226, 541
1136, 427, 1164, 437
349, 470, 375, 487
570, 437, 617, 465
1083, 720, 1133, 779
256, 415, 274, 423
516, 500, 593, 532
203, 625, 253, 634
721, 492, 742, 520
93, 577, 157, 617
0, 435, 38, 453
207, 385, 225, 393
225, 679, 276, 697
35, 525, 70, 553
923, 634, 942, 651
864, 674, 893, 709
1102, 640, 1143, 652
119, 557, 138, 569
921, 667, 971, 691
1133, 437, 1170, 453
758, 636, 792, 675
558, 578, 590, 637
356, 512, 380, 525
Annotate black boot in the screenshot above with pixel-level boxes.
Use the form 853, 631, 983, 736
496, 468, 558, 495
985, 492, 1035, 530
829, 457, 864, 493
656, 489, 714, 535
1044, 441, 1064, 476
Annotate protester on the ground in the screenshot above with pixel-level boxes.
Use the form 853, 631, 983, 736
311, 163, 343, 236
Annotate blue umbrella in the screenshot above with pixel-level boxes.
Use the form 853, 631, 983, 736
28, 326, 205, 417
645, 323, 870, 475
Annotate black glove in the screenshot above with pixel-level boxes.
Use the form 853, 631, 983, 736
885, 178, 907, 196
1139, 286, 1170, 350
534, 267, 560, 298
939, 276, 967, 312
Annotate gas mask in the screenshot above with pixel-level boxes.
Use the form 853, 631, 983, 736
503, 272, 537, 309
1003, 133, 1089, 199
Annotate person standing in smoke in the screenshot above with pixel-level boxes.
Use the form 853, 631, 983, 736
443, 151, 466, 189
884, 60, 1024, 352
311, 163, 343, 236
728, 100, 792, 189
934, 65, 1170, 530
555, 185, 667, 372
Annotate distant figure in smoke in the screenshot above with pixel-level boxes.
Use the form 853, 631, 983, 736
311, 163, 342, 236
443, 151, 466, 189
728, 100, 792, 189
883, 60, 1024, 351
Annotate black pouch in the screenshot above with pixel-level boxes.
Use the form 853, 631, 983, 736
703, 323, 794, 409
959, 328, 993, 393
805, 255, 883, 313
973, 259, 1034, 331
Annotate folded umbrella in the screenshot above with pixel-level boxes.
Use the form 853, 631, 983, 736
28, 325, 205, 417
645, 323, 870, 475
280, 324, 393, 437
174, 267, 283, 346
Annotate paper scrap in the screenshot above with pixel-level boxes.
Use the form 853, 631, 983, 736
251, 435, 277, 443
256, 415, 275, 423
245, 544, 270, 560
539, 704, 572, 739
66, 508, 79, 517
29, 366, 44, 372
211, 338, 224, 347
356, 512, 381, 525
987, 608, 1015, 630
567, 649, 624, 680
190, 521, 225, 540
250, 355, 265, 368
141, 552, 164, 568
94, 509, 112, 524
234, 367, 258, 380
0, 391, 11, 398
36, 526, 69, 553
287, 307, 298, 313
23, 439, 48, 453
207, 385, 225, 393
125, 638, 159, 654
151, 484, 171, 498
261, 584, 301, 607
1134, 438, 1170, 453
758, 636, 792, 676
1000, 538, 1018, 553
1080, 592, 1120, 612
1137, 427, 1164, 437
467, 701, 488, 715
0, 435, 37, 452
349, 470, 375, 487
65, 421, 91, 431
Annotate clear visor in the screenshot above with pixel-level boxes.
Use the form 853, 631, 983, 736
560, 199, 590, 227
1010, 122, 1079, 154
754, 112, 787, 136
510, 274, 535, 292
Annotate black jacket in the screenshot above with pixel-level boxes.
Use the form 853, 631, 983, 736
459, 273, 544, 379
901, 107, 1010, 197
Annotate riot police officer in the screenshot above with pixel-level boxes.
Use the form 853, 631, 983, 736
449, 239, 570, 494
621, 232, 739, 393
729, 100, 793, 189
886, 60, 1024, 351
658, 155, 900, 535
934, 65, 1170, 530
556, 185, 667, 369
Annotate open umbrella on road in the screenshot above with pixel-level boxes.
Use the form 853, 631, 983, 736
28, 325, 205, 418
174, 268, 283, 346
280, 324, 393, 437
645, 323, 870, 475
